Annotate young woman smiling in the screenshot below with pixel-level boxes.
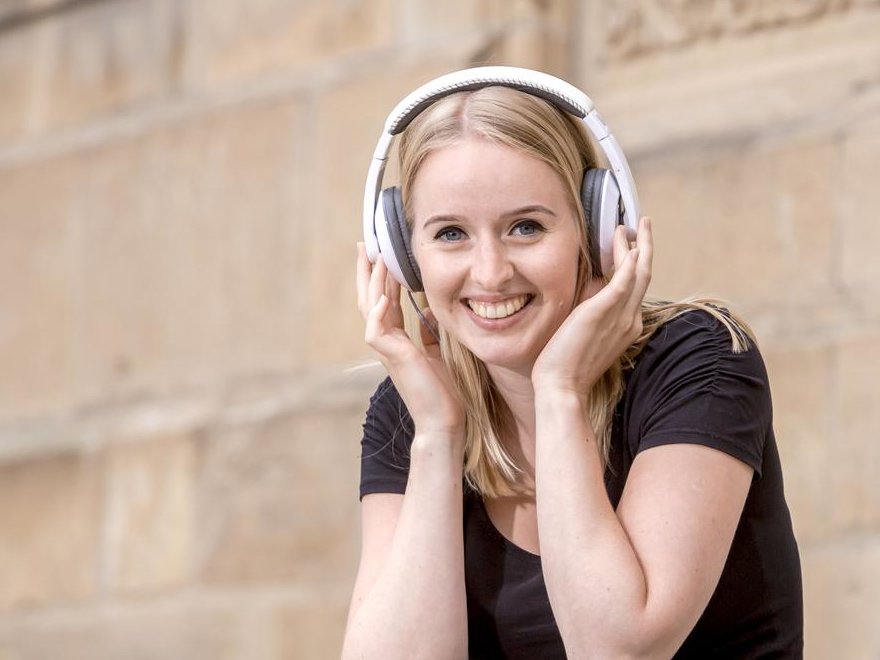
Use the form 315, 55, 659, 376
344, 72, 803, 659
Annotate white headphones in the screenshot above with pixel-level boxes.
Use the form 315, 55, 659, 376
363, 66, 640, 291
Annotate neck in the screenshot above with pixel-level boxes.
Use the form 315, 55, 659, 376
486, 363, 538, 472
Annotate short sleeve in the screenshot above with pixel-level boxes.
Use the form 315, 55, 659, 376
359, 377, 415, 499
624, 311, 771, 477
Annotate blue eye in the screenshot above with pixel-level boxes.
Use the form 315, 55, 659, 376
435, 226, 466, 242
512, 220, 544, 236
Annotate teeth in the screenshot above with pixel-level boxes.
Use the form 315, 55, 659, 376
467, 295, 530, 319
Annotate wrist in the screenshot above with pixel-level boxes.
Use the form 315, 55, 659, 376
411, 429, 466, 461
532, 381, 588, 409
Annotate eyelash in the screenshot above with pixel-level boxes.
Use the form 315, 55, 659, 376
511, 220, 544, 236
434, 226, 466, 242
433, 220, 545, 242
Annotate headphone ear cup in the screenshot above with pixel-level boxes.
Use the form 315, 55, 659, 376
376, 186, 423, 292
581, 168, 621, 277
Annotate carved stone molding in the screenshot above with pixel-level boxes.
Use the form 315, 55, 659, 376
604, 0, 880, 61
0, 0, 115, 35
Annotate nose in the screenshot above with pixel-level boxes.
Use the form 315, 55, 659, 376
471, 238, 514, 291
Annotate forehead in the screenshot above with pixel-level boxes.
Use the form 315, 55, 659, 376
410, 138, 572, 216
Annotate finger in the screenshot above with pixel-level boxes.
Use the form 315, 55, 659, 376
356, 242, 372, 315
587, 246, 638, 315
364, 293, 393, 352
367, 255, 388, 310
634, 217, 653, 297
638, 217, 653, 268
611, 222, 638, 289
384, 271, 402, 309
612, 223, 631, 275
617, 218, 653, 331
366, 294, 418, 365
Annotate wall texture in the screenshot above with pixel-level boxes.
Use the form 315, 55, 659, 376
1, 0, 878, 657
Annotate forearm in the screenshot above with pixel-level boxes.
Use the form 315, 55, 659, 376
534, 392, 666, 658
343, 434, 468, 660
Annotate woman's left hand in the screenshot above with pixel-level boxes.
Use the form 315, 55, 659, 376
531, 217, 653, 397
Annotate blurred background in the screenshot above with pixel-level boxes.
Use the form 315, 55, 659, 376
1, 0, 878, 658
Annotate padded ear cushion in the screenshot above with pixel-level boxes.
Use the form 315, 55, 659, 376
380, 186, 423, 291
581, 168, 607, 274
581, 168, 622, 277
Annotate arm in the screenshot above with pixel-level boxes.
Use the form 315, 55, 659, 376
343, 245, 469, 659
343, 435, 468, 660
531, 219, 752, 657
534, 392, 752, 658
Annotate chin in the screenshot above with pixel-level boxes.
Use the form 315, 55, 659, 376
459, 337, 542, 374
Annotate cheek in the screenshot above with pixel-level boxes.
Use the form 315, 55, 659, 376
418, 259, 458, 313
538, 258, 579, 301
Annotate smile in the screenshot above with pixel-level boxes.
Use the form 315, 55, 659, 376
466, 295, 532, 320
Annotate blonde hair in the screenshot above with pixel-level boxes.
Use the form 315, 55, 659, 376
397, 86, 754, 497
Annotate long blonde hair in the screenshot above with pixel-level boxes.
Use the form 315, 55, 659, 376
397, 86, 753, 497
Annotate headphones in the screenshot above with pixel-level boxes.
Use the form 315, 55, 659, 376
363, 66, 640, 292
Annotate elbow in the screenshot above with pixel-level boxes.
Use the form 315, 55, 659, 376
564, 639, 681, 660
560, 617, 689, 660
342, 627, 467, 660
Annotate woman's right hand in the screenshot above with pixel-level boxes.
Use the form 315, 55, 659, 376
356, 243, 466, 444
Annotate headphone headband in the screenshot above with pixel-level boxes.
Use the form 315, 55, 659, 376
363, 66, 640, 279
385, 66, 594, 134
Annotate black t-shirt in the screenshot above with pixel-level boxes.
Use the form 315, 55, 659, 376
359, 311, 804, 658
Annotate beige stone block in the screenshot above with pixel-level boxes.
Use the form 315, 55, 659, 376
308, 55, 481, 368
763, 333, 880, 545
0, 453, 100, 611
75, 97, 308, 401
0, 1, 69, 24
0, 21, 38, 143
637, 136, 837, 308
102, 431, 196, 594
828, 334, 880, 534
479, 20, 571, 74
587, 8, 880, 156
0, 160, 76, 420
0, 599, 242, 660
195, 403, 363, 585
840, 113, 880, 290
763, 343, 835, 544
802, 537, 880, 659
400, 0, 486, 41
182, 0, 394, 90
399, 0, 574, 46
147, 98, 309, 380
481, 0, 574, 25
0, 0, 177, 140
275, 597, 349, 660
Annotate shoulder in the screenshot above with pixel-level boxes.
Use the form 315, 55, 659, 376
366, 377, 411, 424
636, 307, 765, 381
364, 376, 414, 448
642, 306, 748, 350
360, 377, 415, 498
623, 308, 772, 474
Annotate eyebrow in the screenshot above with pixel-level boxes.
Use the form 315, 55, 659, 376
421, 204, 557, 229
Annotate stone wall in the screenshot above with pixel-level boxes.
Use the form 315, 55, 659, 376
1, 0, 878, 657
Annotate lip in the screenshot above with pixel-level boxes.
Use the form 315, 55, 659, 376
464, 294, 528, 304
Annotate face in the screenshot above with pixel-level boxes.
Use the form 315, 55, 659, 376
410, 136, 582, 373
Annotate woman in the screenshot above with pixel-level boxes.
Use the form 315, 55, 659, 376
344, 72, 803, 659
